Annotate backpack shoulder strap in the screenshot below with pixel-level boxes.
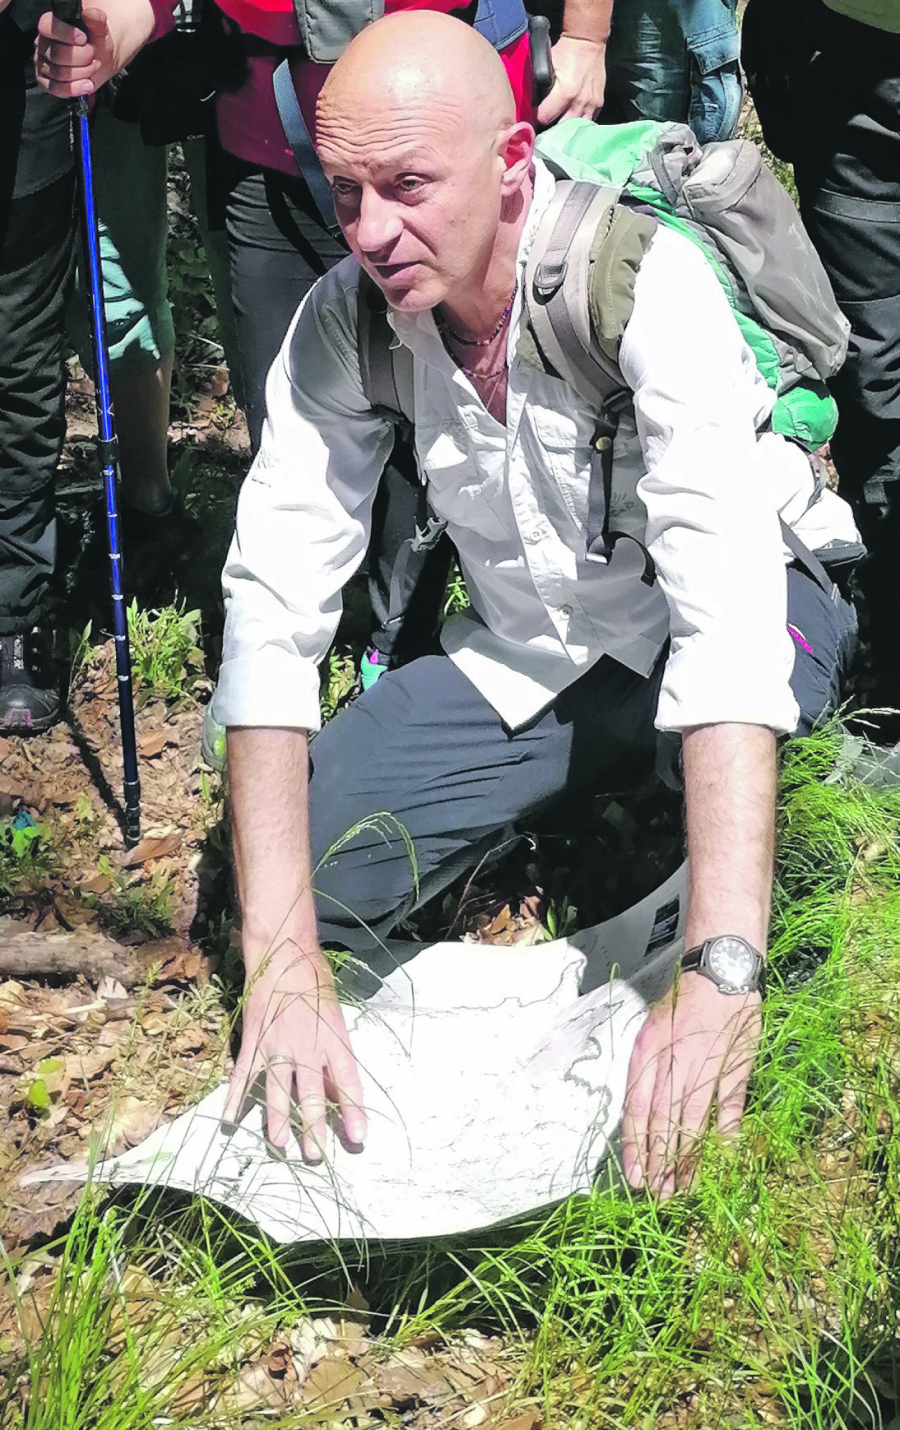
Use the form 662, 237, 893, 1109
273, 60, 343, 240
522, 178, 657, 409
356, 272, 447, 635
523, 179, 658, 577
356, 270, 415, 426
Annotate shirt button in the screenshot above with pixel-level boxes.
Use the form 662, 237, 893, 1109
559, 604, 573, 618
525, 529, 543, 544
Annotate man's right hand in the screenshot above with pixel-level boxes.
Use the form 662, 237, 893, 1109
36, 7, 112, 96
222, 938, 367, 1159
35, 0, 156, 98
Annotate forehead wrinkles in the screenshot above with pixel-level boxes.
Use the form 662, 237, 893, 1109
316, 91, 472, 172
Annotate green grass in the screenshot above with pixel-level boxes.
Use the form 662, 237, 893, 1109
3, 724, 900, 1427
126, 599, 205, 706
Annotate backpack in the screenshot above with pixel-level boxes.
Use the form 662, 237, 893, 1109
358, 118, 859, 598
529, 118, 849, 451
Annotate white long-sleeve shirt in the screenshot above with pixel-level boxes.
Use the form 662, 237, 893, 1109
219, 159, 858, 736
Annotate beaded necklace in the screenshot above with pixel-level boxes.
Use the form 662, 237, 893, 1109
436, 284, 517, 347
436, 283, 517, 384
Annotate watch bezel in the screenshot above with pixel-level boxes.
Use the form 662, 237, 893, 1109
682, 935, 766, 996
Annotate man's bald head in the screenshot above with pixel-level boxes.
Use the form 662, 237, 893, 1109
315, 11, 533, 317
318, 12, 515, 153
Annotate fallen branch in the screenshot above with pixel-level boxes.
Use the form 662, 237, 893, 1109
0, 922, 161, 989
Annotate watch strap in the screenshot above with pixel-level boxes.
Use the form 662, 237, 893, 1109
681, 944, 705, 974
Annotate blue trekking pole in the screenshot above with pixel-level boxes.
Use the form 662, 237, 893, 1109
51, 0, 142, 847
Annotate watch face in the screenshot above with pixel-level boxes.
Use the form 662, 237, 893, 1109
706, 936, 755, 989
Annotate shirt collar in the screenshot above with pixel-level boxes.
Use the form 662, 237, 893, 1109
385, 157, 557, 368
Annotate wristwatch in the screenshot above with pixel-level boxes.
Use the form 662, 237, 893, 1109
681, 936, 766, 997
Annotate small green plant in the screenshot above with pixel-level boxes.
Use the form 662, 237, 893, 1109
541, 894, 578, 942
320, 647, 358, 723
0, 814, 57, 900
68, 619, 93, 685
127, 600, 205, 704
84, 855, 175, 940
443, 559, 470, 618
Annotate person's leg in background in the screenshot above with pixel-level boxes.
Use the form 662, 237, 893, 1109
789, 7, 900, 717
603, 0, 742, 144
183, 133, 245, 411
67, 100, 177, 520
222, 160, 345, 456
0, 171, 76, 730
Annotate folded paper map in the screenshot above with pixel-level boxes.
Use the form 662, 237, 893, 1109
24, 863, 687, 1243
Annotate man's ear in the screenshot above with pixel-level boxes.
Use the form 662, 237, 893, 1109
499, 121, 535, 197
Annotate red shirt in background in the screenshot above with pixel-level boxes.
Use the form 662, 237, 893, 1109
149, 0, 533, 176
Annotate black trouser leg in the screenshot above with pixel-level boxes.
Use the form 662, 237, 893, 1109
0, 171, 75, 634
220, 158, 450, 662
309, 653, 665, 956
307, 565, 855, 958
790, 4, 900, 697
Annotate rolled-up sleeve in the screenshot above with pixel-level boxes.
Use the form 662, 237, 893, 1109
619, 227, 799, 735
218, 262, 395, 732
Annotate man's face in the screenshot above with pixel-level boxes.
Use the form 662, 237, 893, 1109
317, 93, 506, 313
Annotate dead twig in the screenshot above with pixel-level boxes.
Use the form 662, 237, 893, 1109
0, 923, 156, 988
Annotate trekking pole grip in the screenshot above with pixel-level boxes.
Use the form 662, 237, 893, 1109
529, 14, 554, 108
51, 0, 84, 26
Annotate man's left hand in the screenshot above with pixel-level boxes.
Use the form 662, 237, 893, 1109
537, 35, 607, 125
622, 971, 762, 1198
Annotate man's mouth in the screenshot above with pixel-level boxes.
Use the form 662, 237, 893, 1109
373, 260, 419, 281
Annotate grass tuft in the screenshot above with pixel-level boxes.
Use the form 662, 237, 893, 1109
126, 600, 205, 705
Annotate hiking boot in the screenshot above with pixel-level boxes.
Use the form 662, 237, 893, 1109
201, 692, 227, 774
0, 634, 60, 734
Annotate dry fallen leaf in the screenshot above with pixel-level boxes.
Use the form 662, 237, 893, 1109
137, 729, 170, 759
265, 1341, 293, 1378
302, 1357, 366, 1412
495, 1414, 543, 1430
96, 977, 128, 1001
377, 1357, 456, 1410
215, 1360, 292, 1415
462, 1404, 490, 1428
154, 948, 207, 985
80, 873, 112, 895
96, 1094, 165, 1154
119, 832, 182, 868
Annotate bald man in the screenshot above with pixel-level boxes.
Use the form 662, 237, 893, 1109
203, 12, 859, 1199
50, 11, 857, 1197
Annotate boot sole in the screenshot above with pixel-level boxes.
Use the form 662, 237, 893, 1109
0, 706, 61, 735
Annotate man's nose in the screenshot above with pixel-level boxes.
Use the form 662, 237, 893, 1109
355, 187, 403, 255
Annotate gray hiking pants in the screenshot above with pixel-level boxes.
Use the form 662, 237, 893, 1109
308, 566, 856, 957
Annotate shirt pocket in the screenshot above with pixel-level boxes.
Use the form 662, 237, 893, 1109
530, 409, 593, 531
416, 420, 513, 542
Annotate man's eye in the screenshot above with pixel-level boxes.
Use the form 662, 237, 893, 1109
397, 177, 426, 195
331, 180, 359, 201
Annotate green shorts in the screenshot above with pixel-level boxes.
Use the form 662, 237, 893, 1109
67, 100, 175, 377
